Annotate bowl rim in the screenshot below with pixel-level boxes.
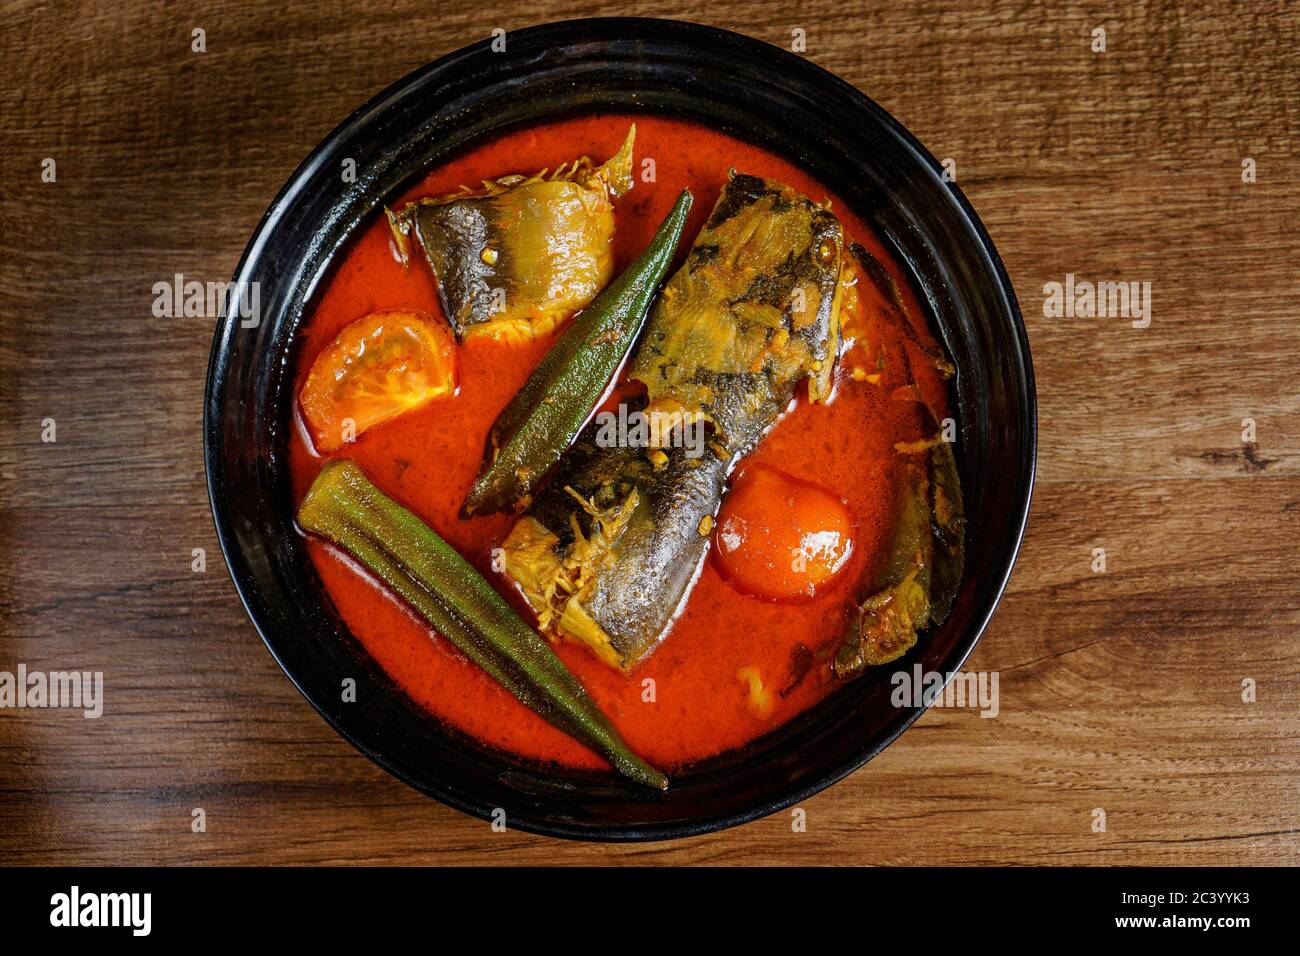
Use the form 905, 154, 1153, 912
204, 15, 1037, 841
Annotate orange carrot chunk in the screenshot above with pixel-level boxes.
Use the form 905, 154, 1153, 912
299, 310, 457, 453
713, 464, 854, 602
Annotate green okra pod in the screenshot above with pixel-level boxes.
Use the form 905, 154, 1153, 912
297, 458, 667, 790
462, 189, 694, 517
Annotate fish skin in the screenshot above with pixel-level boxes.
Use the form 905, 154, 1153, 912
527, 403, 731, 667
408, 196, 500, 332
388, 127, 636, 341
631, 172, 845, 446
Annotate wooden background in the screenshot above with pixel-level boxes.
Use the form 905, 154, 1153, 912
1, 0, 1296, 865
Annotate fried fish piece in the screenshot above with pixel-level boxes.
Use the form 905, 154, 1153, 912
503, 172, 846, 670
831, 434, 964, 677
388, 126, 636, 343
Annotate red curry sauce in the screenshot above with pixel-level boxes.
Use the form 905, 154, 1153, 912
288, 113, 949, 773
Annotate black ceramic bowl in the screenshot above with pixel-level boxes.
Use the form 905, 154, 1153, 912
205, 17, 1035, 840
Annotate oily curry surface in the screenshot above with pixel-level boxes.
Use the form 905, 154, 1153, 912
288, 114, 952, 773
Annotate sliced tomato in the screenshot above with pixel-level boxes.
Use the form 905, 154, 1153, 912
299, 310, 456, 453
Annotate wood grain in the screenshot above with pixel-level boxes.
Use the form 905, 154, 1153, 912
1, 0, 1296, 864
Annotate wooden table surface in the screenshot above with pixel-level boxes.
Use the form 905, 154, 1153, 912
1, 0, 1296, 865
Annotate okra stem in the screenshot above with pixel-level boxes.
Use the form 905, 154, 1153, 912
462, 189, 694, 516
298, 459, 668, 790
